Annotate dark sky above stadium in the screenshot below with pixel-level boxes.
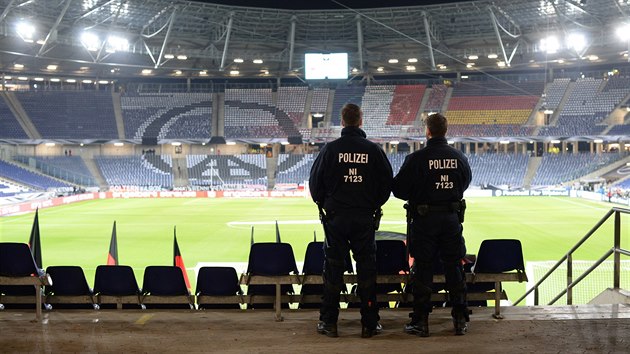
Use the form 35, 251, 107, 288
196, 0, 467, 10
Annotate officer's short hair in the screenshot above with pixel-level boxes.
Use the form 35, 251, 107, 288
426, 113, 448, 137
341, 103, 362, 126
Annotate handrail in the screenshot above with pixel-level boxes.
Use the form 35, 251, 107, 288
514, 207, 630, 306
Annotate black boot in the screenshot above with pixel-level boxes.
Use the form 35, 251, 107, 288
404, 312, 429, 337
317, 321, 338, 338
451, 308, 469, 336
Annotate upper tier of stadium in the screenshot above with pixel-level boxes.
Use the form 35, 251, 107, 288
1, 72, 629, 144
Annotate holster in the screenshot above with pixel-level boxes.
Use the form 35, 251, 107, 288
373, 208, 383, 230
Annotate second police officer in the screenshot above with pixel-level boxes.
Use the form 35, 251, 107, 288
392, 112, 472, 337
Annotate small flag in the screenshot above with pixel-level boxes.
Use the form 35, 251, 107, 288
173, 227, 191, 290
275, 220, 281, 243
107, 221, 119, 265
250, 226, 255, 245
28, 208, 42, 268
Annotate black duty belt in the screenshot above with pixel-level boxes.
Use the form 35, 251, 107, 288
415, 202, 461, 214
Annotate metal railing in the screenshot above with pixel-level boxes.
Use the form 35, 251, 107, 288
514, 207, 630, 306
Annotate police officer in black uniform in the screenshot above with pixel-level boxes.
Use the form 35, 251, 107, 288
310, 103, 393, 338
392, 113, 472, 337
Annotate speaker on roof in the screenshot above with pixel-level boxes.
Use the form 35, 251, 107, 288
209, 136, 226, 145
142, 137, 158, 146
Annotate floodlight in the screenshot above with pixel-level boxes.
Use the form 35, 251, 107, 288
388, 59, 398, 64
16, 22, 35, 42
233, 58, 244, 63
617, 23, 630, 41
82, 80, 92, 84
405, 65, 416, 71
593, 139, 603, 143
47, 64, 58, 70
66, 79, 76, 83
50, 78, 60, 82
81, 32, 100, 51
14, 63, 24, 69
566, 32, 586, 52
113, 142, 124, 147
106, 36, 128, 53
407, 58, 418, 63
164, 54, 175, 59
176, 55, 187, 60
141, 69, 152, 75
468, 55, 478, 60
253, 59, 263, 64
376, 67, 384, 72
487, 54, 498, 59
17, 76, 28, 80
540, 36, 559, 54
229, 70, 239, 75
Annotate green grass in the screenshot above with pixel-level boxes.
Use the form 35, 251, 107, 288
1, 196, 628, 302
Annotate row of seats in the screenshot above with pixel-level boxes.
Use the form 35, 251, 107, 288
0, 159, 70, 190
531, 153, 624, 186
120, 93, 213, 140
95, 155, 173, 189
17, 91, 118, 139
0, 239, 526, 311
0, 97, 29, 139
186, 154, 267, 188
13, 156, 97, 187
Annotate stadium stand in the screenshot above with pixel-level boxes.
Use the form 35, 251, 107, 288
275, 153, 315, 185
531, 153, 624, 186
330, 85, 365, 126
13, 156, 97, 187
224, 88, 286, 139
0, 97, 28, 139
467, 153, 530, 187
0, 159, 71, 190
538, 78, 607, 136
95, 155, 173, 189
424, 84, 448, 112
541, 78, 571, 110
310, 87, 330, 115
0, 180, 31, 197
186, 154, 267, 189
446, 80, 543, 137
120, 92, 212, 140
276, 86, 308, 127
16, 91, 118, 139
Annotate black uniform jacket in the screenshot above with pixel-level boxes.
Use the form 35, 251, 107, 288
309, 126, 393, 214
392, 136, 471, 204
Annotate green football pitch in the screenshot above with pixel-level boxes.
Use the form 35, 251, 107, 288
1, 196, 628, 303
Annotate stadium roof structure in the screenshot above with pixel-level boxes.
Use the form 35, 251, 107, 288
0, 0, 629, 82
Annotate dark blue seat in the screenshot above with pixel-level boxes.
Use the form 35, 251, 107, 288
375, 239, 409, 296
469, 239, 526, 295
0, 242, 46, 310
141, 266, 193, 309
245, 242, 298, 309
93, 265, 143, 309
298, 241, 353, 309
472, 239, 525, 274
45, 265, 98, 310
196, 266, 243, 309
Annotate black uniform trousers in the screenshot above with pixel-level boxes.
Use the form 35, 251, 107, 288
320, 212, 379, 328
408, 211, 467, 315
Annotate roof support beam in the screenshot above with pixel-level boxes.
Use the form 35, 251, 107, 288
155, 8, 177, 69
422, 12, 436, 71
37, 0, 73, 57
73, 0, 116, 24
356, 15, 364, 72
0, 0, 18, 25
288, 16, 296, 71
489, 7, 510, 67
95, 0, 126, 63
219, 13, 234, 71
